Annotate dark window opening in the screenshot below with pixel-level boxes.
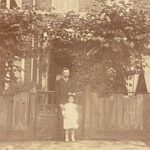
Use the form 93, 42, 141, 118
0, 0, 18, 9
136, 73, 147, 93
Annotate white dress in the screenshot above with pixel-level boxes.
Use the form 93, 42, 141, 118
62, 103, 78, 130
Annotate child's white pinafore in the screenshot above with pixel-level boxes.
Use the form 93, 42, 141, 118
62, 103, 78, 129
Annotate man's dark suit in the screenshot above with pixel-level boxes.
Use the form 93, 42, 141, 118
55, 78, 75, 105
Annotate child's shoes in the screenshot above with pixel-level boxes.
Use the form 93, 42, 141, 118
65, 137, 76, 142
71, 138, 75, 142
65, 137, 69, 142
71, 136, 75, 142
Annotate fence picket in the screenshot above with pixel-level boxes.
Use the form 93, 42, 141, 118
110, 95, 117, 130
116, 94, 124, 130
98, 97, 104, 130
136, 94, 144, 130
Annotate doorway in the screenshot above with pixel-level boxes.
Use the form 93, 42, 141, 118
48, 52, 73, 91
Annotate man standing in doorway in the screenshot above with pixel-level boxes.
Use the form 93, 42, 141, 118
55, 67, 75, 140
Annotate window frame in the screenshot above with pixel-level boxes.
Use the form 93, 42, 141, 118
5, 0, 22, 9
51, 0, 79, 13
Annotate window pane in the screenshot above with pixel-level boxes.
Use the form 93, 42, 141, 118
52, 0, 66, 12
36, 0, 52, 11
10, 0, 17, 9
0, 0, 20, 9
66, 0, 78, 12
52, 0, 78, 12
15, 0, 22, 8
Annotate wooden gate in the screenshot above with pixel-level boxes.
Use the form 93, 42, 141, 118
34, 91, 57, 139
34, 91, 84, 139
0, 90, 84, 140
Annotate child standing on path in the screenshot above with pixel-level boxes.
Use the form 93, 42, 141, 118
61, 93, 78, 142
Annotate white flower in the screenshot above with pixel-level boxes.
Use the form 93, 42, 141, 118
64, 28, 75, 33
81, 38, 84, 41
92, 16, 95, 19
120, 13, 123, 16
84, 39, 87, 42
103, 31, 107, 35
87, 33, 92, 37
106, 16, 111, 22
123, 37, 127, 41
100, 13, 105, 19
114, 37, 121, 42
130, 42, 135, 48
98, 36, 104, 41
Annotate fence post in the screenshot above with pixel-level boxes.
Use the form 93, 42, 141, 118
28, 87, 37, 139
84, 85, 91, 139
143, 94, 150, 133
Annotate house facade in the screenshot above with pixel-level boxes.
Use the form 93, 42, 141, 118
1, 0, 150, 93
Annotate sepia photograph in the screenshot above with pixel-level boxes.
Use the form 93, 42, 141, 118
0, 0, 150, 149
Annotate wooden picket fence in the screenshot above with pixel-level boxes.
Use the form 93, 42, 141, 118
0, 90, 84, 140
0, 86, 150, 140
0, 91, 30, 140
84, 85, 150, 139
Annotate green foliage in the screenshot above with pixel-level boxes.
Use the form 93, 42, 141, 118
47, 1, 150, 91
0, 8, 52, 85
0, 0, 149, 91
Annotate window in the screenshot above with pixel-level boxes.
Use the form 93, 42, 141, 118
136, 73, 148, 93
52, 0, 78, 13
126, 74, 139, 93
107, 0, 133, 9
13, 58, 25, 83
0, 0, 22, 9
15, 0, 22, 9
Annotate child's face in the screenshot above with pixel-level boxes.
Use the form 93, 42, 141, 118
68, 96, 74, 103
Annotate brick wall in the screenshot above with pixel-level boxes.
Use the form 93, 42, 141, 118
78, 0, 91, 12
22, 0, 32, 9
31, 0, 150, 13
32, 0, 92, 12
1, 0, 150, 13
35, 0, 52, 11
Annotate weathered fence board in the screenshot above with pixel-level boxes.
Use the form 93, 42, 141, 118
12, 92, 29, 131
5, 95, 13, 129
143, 95, 150, 131
35, 104, 57, 138
110, 95, 117, 129
98, 96, 104, 130
84, 86, 91, 136
136, 95, 143, 130
0, 86, 150, 140
84, 86, 149, 139
0, 95, 6, 130
124, 97, 130, 129
116, 94, 124, 129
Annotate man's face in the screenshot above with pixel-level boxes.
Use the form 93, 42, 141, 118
62, 69, 70, 79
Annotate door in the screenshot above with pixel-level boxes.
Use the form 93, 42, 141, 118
34, 91, 84, 139
35, 91, 57, 139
